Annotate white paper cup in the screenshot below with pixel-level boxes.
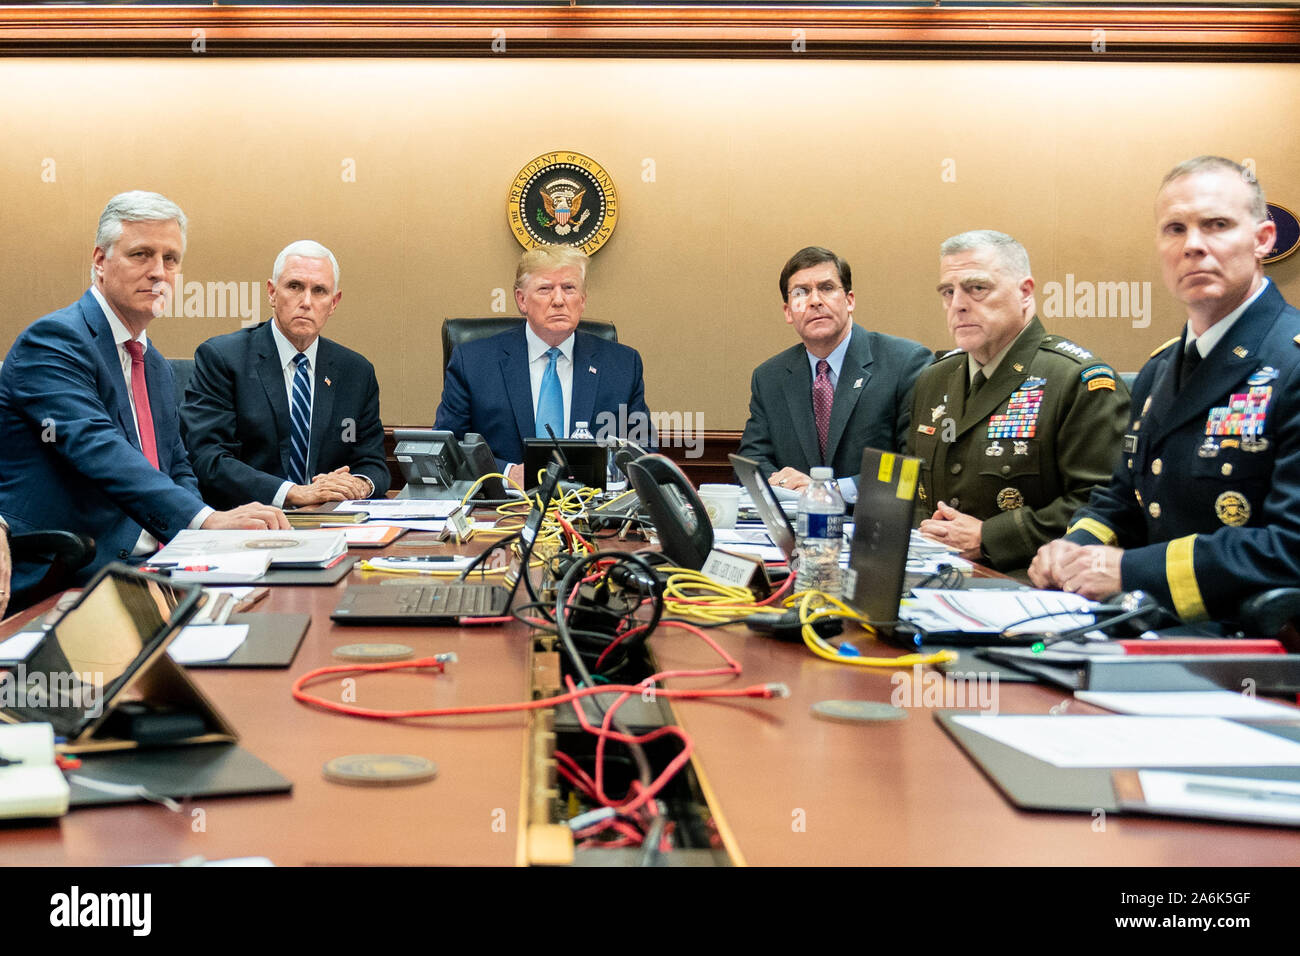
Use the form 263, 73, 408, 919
698, 483, 741, 529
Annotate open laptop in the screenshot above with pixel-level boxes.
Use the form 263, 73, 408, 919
330, 462, 562, 625
0, 565, 207, 741
523, 438, 607, 491
728, 453, 797, 561
841, 447, 921, 630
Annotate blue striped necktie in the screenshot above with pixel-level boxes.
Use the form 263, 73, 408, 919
535, 347, 564, 438
289, 352, 312, 485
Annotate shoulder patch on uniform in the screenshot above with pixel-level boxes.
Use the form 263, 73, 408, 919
1080, 363, 1116, 390
1043, 338, 1094, 363
1080, 363, 1114, 380
1150, 336, 1180, 358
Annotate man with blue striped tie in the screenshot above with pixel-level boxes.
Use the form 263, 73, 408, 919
182, 240, 390, 509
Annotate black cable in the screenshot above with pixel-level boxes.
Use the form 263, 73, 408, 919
455, 530, 520, 582
554, 551, 665, 792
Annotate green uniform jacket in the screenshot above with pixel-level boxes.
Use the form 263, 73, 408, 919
907, 316, 1131, 570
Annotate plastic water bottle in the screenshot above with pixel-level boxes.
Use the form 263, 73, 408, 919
571, 421, 593, 440
795, 467, 845, 595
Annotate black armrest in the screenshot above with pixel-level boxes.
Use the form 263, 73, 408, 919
8, 530, 96, 615
1236, 588, 1300, 650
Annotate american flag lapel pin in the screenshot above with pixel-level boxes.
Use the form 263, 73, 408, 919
589, 366, 597, 375
324, 376, 332, 387
853, 378, 863, 389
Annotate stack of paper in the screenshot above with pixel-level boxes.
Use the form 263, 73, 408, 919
901, 588, 1097, 635
150, 529, 347, 571
167, 624, 251, 665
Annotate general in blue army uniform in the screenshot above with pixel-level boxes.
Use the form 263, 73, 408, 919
1032, 157, 1300, 620
909, 231, 1130, 572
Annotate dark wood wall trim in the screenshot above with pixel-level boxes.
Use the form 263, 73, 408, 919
384, 426, 741, 489
1, 6, 1297, 61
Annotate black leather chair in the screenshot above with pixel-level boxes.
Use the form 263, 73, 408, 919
169, 357, 196, 406
6, 530, 96, 616
440, 318, 617, 375
1235, 588, 1300, 651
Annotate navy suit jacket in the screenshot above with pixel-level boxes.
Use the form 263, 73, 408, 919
1066, 281, 1300, 620
434, 325, 652, 469
0, 290, 206, 590
737, 324, 933, 481
180, 322, 390, 509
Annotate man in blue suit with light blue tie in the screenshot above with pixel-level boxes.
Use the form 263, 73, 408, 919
435, 246, 652, 489
0, 191, 287, 594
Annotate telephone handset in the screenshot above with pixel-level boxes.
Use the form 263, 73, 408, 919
625, 454, 713, 570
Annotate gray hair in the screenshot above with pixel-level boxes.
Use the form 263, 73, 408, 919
272, 239, 340, 290
94, 190, 187, 258
940, 230, 1032, 281
1159, 155, 1267, 221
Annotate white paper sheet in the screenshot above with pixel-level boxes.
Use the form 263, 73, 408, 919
336, 499, 459, 518
363, 556, 478, 573
951, 715, 1300, 768
0, 630, 43, 662
170, 552, 272, 583
902, 589, 1097, 634
1077, 691, 1300, 721
1130, 770, 1300, 825
167, 624, 250, 664
380, 520, 448, 532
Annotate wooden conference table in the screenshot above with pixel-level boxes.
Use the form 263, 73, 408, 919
3, 533, 1299, 867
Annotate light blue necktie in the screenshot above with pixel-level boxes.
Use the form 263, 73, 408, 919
289, 352, 312, 485
535, 347, 564, 438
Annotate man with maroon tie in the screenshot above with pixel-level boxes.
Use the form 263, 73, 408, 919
0, 191, 286, 595
736, 246, 933, 502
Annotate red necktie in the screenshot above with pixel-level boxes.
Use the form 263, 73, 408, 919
123, 340, 159, 469
813, 359, 834, 462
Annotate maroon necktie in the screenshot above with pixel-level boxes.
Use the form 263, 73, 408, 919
813, 359, 834, 462
123, 340, 160, 469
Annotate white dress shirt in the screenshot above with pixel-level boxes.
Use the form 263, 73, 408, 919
1186, 278, 1269, 359
526, 324, 575, 436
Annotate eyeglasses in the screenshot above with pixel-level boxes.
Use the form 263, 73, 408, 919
788, 282, 845, 307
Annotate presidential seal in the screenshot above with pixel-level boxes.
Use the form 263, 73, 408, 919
507, 151, 618, 255
1215, 491, 1251, 527
1264, 202, 1299, 265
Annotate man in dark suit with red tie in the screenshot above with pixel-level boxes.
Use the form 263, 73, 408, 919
0, 191, 286, 594
737, 246, 933, 502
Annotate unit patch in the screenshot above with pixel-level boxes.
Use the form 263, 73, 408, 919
1215, 491, 1251, 527
996, 488, 1025, 511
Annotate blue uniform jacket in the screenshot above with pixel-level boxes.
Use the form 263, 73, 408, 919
1066, 281, 1300, 620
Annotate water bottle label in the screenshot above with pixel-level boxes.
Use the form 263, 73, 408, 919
798, 512, 843, 539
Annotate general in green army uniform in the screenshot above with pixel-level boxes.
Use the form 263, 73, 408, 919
907, 231, 1131, 571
